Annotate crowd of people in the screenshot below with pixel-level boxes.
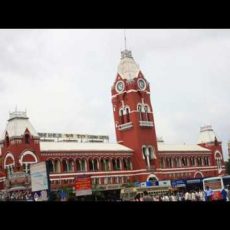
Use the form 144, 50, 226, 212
134, 187, 230, 202
0, 186, 230, 202
0, 190, 33, 201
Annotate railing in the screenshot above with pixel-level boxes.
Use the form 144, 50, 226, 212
139, 121, 154, 127
118, 122, 133, 131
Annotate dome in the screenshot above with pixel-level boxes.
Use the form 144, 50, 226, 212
1, 111, 39, 140
197, 125, 218, 144
117, 49, 140, 80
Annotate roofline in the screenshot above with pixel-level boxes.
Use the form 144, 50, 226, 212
41, 149, 133, 153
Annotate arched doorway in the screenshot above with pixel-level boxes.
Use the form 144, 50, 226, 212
146, 174, 159, 184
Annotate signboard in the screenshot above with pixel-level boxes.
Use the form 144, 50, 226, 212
75, 176, 92, 196
158, 180, 171, 187
30, 162, 49, 192
140, 182, 146, 187
186, 179, 201, 184
171, 180, 186, 188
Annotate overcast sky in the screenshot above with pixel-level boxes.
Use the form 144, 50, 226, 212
0, 29, 229, 160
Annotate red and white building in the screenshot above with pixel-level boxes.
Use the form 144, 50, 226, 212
0, 48, 226, 192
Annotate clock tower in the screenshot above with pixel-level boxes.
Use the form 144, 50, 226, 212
111, 49, 159, 182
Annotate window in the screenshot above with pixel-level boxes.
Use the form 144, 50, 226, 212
196, 157, 202, 166
160, 158, 164, 168
126, 108, 130, 122
138, 105, 143, 121
25, 134, 30, 144
120, 109, 124, 124
5, 136, 10, 147
144, 106, 149, 121
190, 157, 195, 166
48, 160, 54, 173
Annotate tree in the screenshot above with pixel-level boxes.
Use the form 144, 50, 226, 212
225, 159, 230, 175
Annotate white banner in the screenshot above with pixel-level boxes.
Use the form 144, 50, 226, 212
30, 162, 49, 192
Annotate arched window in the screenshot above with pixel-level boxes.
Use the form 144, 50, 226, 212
82, 159, 86, 171
89, 159, 94, 171
100, 159, 105, 171
62, 160, 68, 172
76, 159, 82, 171
68, 159, 74, 172
190, 157, 195, 166
181, 157, 187, 167
25, 134, 30, 144
54, 159, 61, 173
215, 152, 222, 171
204, 157, 209, 166
138, 105, 143, 121
112, 159, 120, 170
174, 158, 178, 168
123, 159, 128, 170
126, 107, 130, 122
144, 105, 149, 121
105, 159, 110, 171
94, 159, 99, 171
5, 135, 10, 147
119, 109, 124, 124
160, 158, 164, 168
196, 157, 202, 166
148, 146, 155, 160
48, 160, 54, 173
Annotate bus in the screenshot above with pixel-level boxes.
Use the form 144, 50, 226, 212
202, 176, 228, 201
120, 185, 173, 201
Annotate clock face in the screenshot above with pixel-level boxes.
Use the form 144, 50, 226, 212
116, 81, 124, 93
138, 79, 146, 90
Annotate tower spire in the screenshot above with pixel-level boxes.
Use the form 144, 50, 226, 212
124, 29, 127, 50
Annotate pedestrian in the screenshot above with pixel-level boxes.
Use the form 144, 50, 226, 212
142, 191, 152, 201
221, 187, 228, 201
204, 186, 214, 201
134, 193, 141, 201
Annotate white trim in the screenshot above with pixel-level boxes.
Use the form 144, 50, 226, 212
50, 169, 147, 177
158, 168, 221, 174
19, 151, 38, 165
214, 151, 222, 159
50, 177, 75, 181
4, 152, 15, 168
147, 174, 159, 181
129, 110, 153, 114
194, 171, 204, 178
112, 89, 150, 98
50, 171, 151, 179
157, 166, 217, 171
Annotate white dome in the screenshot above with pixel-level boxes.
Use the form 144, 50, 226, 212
197, 125, 218, 144
1, 111, 39, 140
117, 50, 140, 80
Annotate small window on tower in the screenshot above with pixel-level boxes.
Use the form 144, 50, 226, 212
120, 109, 124, 124
5, 135, 10, 147
25, 134, 30, 144
138, 105, 143, 121
144, 106, 149, 121
126, 107, 130, 122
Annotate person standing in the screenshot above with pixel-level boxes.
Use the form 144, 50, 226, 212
204, 186, 214, 201
142, 191, 152, 201
221, 187, 228, 201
